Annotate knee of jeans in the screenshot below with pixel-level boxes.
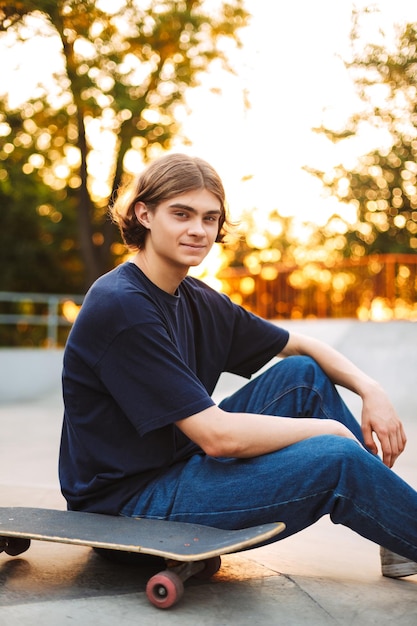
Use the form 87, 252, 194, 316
285, 355, 324, 380
320, 434, 364, 463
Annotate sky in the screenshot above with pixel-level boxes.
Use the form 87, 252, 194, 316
173, 0, 417, 225
177, 0, 353, 222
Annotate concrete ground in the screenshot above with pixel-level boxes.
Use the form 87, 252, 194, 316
1, 319, 417, 625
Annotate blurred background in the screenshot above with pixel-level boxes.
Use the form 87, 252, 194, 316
1, 0, 417, 348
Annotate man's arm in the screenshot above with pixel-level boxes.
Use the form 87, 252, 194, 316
279, 332, 407, 467
176, 405, 360, 459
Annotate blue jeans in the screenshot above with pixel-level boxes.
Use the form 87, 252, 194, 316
121, 356, 417, 561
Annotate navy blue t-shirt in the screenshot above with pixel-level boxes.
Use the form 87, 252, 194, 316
59, 262, 289, 513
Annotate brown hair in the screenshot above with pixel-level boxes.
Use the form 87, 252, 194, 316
111, 153, 229, 250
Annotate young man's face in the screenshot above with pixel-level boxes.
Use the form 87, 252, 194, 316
136, 189, 222, 270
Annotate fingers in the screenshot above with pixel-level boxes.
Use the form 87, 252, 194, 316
361, 423, 378, 456
389, 421, 407, 467
379, 424, 407, 468
362, 420, 407, 468
389, 420, 406, 466
382, 444, 394, 469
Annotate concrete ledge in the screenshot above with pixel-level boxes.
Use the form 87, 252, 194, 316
0, 348, 63, 403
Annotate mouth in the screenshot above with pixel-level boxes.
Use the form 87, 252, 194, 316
180, 243, 206, 250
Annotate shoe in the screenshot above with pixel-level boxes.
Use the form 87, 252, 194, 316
380, 546, 417, 578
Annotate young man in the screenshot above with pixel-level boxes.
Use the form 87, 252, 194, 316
60, 153, 417, 579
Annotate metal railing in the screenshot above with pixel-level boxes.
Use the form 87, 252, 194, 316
218, 253, 417, 321
0, 292, 84, 348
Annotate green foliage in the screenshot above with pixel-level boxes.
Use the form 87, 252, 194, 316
0, 110, 83, 292
0, 0, 249, 291
0, 170, 83, 293
307, 8, 417, 258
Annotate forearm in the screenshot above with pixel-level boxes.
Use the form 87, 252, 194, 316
279, 332, 380, 399
176, 407, 358, 459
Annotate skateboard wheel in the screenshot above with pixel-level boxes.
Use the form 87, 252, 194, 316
193, 555, 222, 580
0, 537, 7, 553
146, 570, 184, 609
4, 538, 31, 556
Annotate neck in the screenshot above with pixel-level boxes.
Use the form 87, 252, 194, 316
132, 251, 188, 295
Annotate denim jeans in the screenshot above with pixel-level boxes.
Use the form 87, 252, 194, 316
121, 356, 417, 561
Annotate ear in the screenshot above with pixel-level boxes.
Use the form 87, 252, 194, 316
134, 202, 151, 229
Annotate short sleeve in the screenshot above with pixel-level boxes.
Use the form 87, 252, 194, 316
96, 321, 215, 436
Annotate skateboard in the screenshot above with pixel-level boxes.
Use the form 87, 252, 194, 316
0, 507, 285, 609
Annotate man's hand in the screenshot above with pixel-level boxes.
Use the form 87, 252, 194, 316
361, 387, 407, 467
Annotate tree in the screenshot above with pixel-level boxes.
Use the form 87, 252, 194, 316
0, 0, 249, 291
0, 102, 85, 292
307, 7, 417, 258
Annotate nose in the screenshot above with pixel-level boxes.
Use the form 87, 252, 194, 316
187, 218, 206, 236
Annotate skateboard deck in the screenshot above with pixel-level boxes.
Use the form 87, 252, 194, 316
0, 507, 285, 609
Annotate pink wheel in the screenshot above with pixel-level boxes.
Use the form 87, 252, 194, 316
146, 570, 184, 609
3, 538, 31, 556
193, 555, 222, 580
